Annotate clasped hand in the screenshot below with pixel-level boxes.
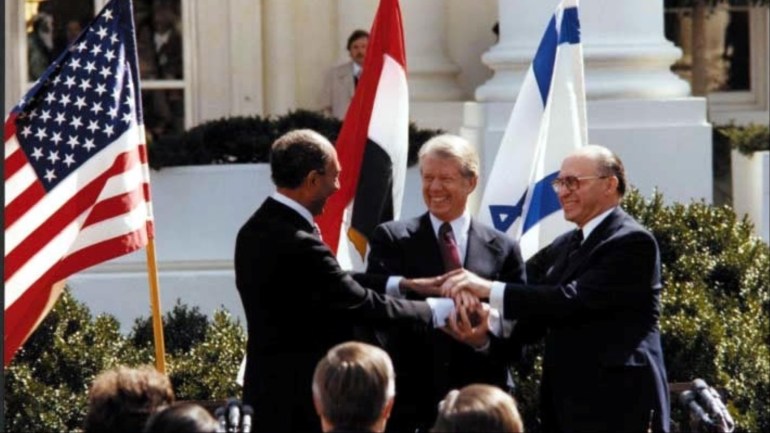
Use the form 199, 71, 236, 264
402, 268, 496, 349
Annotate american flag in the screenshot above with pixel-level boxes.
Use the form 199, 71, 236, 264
4, 0, 154, 365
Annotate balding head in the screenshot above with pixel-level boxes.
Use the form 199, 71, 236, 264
570, 145, 626, 196
555, 145, 626, 227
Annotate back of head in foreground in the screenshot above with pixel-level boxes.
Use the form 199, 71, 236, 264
313, 341, 396, 432
84, 365, 175, 433
144, 402, 219, 433
431, 384, 523, 433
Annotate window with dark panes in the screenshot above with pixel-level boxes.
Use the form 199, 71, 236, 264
664, 2, 752, 93
24, 0, 186, 143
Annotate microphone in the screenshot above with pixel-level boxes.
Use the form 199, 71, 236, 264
215, 407, 227, 433
692, 379, 735, 432
226, 399, 241, 433
241, 405, 254, 433
680, 390, 712, 428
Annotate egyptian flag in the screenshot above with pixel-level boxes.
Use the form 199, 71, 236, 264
315, 0, 409, 271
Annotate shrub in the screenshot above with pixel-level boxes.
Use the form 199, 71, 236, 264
4, 291, 246, 432
131, 300, 209, 355
4, 290, 151, 432
715, 123, 770, 156
622, 190, 770, 433
147, 109, 443, 169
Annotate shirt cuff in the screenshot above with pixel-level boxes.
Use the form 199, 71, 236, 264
386, 276, 404, 298
426, 297, 455, 328
490, 281, 506, 318
474, 338, 491, 353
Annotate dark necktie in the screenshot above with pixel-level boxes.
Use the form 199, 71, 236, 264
438, 222, 462, 271
566, 229, 584, 261
548, 229, 583, 280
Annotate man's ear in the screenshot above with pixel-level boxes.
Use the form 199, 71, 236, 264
467, 175, 478, 193
312, 392, 323, 417
381, 395, 395, 420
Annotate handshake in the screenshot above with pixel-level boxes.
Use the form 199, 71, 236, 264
400, 269, 498, 349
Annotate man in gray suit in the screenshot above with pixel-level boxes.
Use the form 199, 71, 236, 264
320, 29, 369, 119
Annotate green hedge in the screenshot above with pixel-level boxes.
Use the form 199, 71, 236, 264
714, 123, 770, 156
5, 191, 769, 432
147, 109, 443, 169
4, 293, 245, 432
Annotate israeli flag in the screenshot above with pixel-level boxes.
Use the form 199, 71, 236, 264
478, 0, 587, 260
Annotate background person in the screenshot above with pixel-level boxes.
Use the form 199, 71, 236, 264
431, 384, 523, 433
144, 402, 219, 433
312, 341, 396, 433
84, 365, 174, 433
320, 29, 369, 119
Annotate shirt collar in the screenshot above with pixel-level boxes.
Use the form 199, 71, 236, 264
580, 206, 616, 241
352, 62, 363, 77
429, 212, 471, 239
272, 192, 315, 227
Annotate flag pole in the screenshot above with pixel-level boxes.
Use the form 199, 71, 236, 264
145, 237, 167, 373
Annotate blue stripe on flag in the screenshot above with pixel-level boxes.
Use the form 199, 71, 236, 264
559, 7, 581, 44
532, 16, 558, 106
522, 171, 561, 234
489, 191, 527, 233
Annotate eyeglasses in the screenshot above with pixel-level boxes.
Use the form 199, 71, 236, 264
551, 175, 609, 193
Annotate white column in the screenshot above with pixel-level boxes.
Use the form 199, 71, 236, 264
402, 0, 463, 101
336, 0, 377, 63
263, 0, 296, 115
476, 0, 690, 101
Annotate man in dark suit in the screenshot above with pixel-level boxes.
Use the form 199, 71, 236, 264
365, 134, 526, 432
443, 145, 670, 433
234, 129, 453, 432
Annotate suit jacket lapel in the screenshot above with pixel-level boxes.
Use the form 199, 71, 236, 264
416, 213, 446, 275
559, 207, 626, 282
465, 219, 500, 270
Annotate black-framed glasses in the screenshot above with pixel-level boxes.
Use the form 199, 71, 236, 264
551, 175, 609, 193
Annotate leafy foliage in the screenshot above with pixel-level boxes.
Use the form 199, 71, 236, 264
4, 292, 245, 432
131, 300, 209, 355
623, 190, 769, 433
715, 123, 770, 155
4, 291, 151, 432
147, 109, 443, 169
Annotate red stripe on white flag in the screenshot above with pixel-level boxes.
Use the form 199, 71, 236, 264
315, 0, 407, 255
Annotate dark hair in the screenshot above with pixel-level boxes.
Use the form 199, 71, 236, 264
270, 129, 332, 189
432, 384, 523, 433
313, 342, 395, 430
144, 403, 218, 433
84, 365, 175, 433
346, 29, 370, 50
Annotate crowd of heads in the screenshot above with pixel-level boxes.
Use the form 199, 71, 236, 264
84, 342, 523, 433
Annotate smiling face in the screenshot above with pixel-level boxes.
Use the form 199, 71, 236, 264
420, 154, 477, 222
557, 154, 618, 227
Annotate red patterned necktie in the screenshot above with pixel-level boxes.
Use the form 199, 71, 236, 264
438, 222, 463, 271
